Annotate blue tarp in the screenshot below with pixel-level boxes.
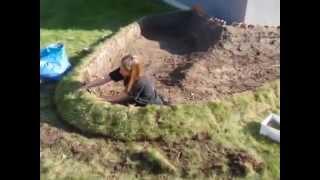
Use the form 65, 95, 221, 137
40, 43, 71, 81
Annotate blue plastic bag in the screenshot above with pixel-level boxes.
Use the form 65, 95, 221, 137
40, 43, 71, 81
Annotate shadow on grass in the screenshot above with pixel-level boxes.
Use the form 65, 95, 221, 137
40, 64, 125, 141
40, 33, 105, 128
130, 152, 163, 175
40, 0, 174, 30
68, 33, 114, 65
40, 36, 113, 136
40, 81, 111, 139
40, 0, 175, 138
244, 121, 278, 144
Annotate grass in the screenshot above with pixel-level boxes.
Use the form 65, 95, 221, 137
54, 19, 280, 142
43, 79, 280, 180
41, 0, 279, 179
40, 0, 174, 127
55, 40, 280, 176
40, 0, 174, 61
54, 25, 280, 176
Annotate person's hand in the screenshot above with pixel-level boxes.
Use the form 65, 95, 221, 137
79, 85, 95, 94
80, 82, 97, 94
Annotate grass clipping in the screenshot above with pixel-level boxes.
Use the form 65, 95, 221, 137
55, 23, 280, 142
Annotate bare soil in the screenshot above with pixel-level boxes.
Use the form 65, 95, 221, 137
95, 25, 280, 104
150, 134, 264, 178
41, 11, 279, 180
40, 123, 264, 178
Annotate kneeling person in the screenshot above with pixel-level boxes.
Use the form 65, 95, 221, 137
81, 54, 164, 106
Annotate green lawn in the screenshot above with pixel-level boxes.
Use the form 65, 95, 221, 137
40, 0, 174, 126
41, 0, 174, 62
40, 1, 176, 179
40, 1, 279, 179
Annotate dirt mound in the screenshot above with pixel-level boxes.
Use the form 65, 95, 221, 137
93, 16, 279, 104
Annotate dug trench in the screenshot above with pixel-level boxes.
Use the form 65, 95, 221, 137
88, 11, 280, 105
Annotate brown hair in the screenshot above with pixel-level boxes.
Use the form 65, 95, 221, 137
192, 4, 206, 16
121, 54, 143, 93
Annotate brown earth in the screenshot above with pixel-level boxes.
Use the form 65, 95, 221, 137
41, 11, 279, 180
94, 24, 280, 104
149, 134, 264, 178
40, 123, 264, 179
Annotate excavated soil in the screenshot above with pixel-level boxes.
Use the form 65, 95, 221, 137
95, 24, 280, 104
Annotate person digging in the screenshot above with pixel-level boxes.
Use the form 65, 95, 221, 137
80, 54, 167, 106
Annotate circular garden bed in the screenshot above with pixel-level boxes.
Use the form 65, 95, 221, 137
55, 10, 280, 141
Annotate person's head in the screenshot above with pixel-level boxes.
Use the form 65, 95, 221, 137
192, 4, 206, 16
120, 54, 143, 93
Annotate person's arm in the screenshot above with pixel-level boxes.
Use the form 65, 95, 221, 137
81, 75, 112, 90
81, 68, 124, 90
